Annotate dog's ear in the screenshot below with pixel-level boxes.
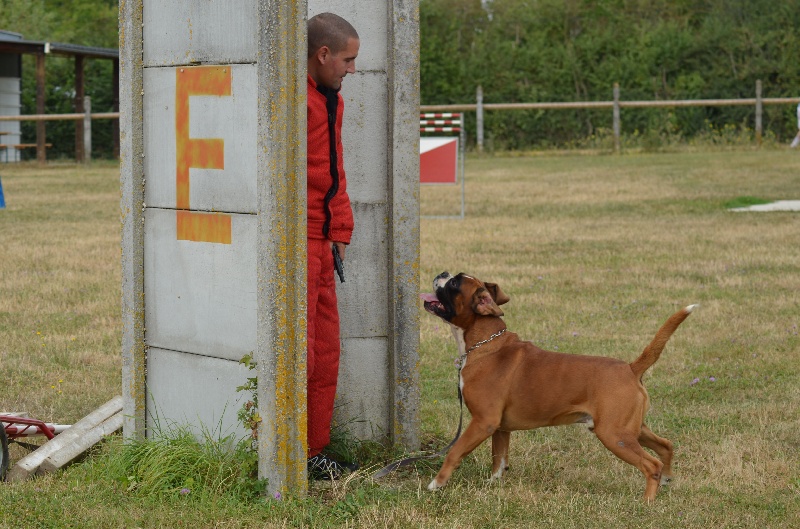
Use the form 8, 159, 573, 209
473, 290, 504, 317
484, 282, 510, 306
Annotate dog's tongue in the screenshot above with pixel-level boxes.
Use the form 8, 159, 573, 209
420, 293, 438, 303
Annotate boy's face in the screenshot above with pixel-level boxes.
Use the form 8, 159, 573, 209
315, 37, 360, 90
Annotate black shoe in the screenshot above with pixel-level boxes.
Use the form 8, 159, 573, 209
307, 453, 359, 480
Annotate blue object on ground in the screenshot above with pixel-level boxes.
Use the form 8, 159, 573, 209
0, 175, 5, 208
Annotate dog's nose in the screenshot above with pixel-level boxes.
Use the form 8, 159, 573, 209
433, 271, 452, 290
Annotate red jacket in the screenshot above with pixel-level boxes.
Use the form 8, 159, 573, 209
307, 75, 354, 243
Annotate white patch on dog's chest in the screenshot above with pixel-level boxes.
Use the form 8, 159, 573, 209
450, 326, 466, 355
450, 325, 467, 392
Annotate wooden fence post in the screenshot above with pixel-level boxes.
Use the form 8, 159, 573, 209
613, 83, 621, 153
476, 85, 484, 153
83, 96, 92, 163
755, 80, 762, 147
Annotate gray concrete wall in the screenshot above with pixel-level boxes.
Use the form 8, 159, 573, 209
121, 0, 419, 495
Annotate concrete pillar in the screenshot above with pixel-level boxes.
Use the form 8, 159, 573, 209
121, 0, 420, 496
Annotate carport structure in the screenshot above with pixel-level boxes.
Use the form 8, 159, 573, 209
0, 34, 118, 163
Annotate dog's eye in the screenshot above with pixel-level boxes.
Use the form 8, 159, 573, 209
448, 276, 461, 290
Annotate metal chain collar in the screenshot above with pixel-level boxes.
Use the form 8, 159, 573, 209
466, 328, 507, 354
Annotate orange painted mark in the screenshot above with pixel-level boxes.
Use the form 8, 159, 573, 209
175, 66, 232, 244
176, 210, 232, 244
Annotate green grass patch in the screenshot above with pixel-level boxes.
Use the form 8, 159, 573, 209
723, 196, 773, 209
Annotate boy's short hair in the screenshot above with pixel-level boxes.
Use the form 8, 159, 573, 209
308, 12, 359, 58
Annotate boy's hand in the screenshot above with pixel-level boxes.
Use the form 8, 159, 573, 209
332, 243, 346, 283
332, 242, 346, 261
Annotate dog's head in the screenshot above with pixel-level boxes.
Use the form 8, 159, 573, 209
421, 272, 510, 329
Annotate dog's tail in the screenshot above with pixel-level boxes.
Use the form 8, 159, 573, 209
630, 304, 698, 380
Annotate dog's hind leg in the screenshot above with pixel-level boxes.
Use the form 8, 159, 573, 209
428, 420, 496, 490
490, 430, 511, 480
638, 424, 674, 484
594, 425, 664, 502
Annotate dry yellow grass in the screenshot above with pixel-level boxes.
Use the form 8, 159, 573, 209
1, 151, 798, 527
0, 162, 121, 425
417, 149, 800, 525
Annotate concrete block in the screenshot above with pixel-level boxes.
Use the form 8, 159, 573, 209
341, 72, 390, 205
6, 396, 122, 482
146, 348, 250, 442
143, 64, 258, 214
144, 208, 257, 360
143, 0, 258, 66
38, 412, 123, 475
335, 336, 391, 440
123, 3, 421, 490
338, 202, 389, 338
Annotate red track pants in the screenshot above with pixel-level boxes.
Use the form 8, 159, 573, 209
306, 238, 341, 458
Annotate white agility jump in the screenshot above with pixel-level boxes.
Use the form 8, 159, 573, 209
420, 113, 465, 218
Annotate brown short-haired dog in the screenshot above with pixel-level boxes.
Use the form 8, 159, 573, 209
421, 271, 696, 501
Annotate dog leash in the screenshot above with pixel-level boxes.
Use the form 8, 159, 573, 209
372, 328, 506, 479
372, 381, 464, 479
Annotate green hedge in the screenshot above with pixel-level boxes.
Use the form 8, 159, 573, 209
421, 0, 800, 149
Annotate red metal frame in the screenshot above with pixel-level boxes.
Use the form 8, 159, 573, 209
1, 415, 70, 440
2, 415, 72, 480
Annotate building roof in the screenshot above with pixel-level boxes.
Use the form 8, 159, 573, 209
0, 32, 118, 60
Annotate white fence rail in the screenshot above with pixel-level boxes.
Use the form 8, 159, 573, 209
422, 81, 800, 152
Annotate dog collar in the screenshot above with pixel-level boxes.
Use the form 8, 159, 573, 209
466, 328, 507, 354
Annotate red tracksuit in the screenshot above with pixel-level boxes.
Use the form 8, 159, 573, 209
306, 74, 354, 457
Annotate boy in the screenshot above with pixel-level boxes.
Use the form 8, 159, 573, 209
305, 12, 360, 480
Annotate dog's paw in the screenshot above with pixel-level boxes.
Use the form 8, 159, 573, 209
427, 478, 443, 491
490, 459, 508, 481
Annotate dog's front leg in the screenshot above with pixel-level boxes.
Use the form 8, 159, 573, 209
428, 420, 496, 491
490, 430, 511, 480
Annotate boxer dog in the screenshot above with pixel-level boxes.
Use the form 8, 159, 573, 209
421, 271, 696, 501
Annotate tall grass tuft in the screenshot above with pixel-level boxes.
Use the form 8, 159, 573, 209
105, 427, 262, 501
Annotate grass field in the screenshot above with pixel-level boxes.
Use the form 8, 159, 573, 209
1, 150, 799, 527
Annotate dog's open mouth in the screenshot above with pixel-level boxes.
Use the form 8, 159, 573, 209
420, 293, 445, 317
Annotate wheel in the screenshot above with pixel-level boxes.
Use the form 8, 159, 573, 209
0, 424, 9, 481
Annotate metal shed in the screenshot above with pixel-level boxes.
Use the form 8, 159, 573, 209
0, 31, 118, 162
0, 30, 22, 162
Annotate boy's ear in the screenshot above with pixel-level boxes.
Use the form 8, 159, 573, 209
315, 45, 331, 64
